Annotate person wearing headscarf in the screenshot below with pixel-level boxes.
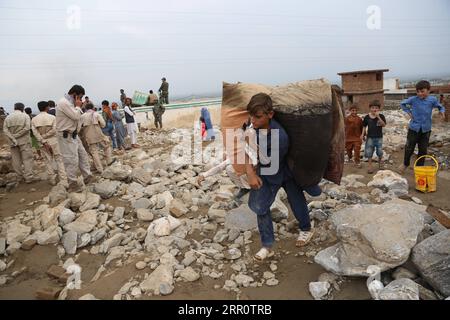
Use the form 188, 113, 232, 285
101, 100, 118, 149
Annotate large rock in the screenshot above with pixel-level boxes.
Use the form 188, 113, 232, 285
59, 208, 76, 227
102, 164, 132, 181
367, 170, 409, 196
76, 210, 98, 226
225, 204, 258, 231
379, 278, 419, 300
132, 168, 153, 186
100, 233, 126, 254
105, 246, 125, 266
148, 216, 181, 237
36, 226, 61, 245
140, 264, 174, 295
40, 207, 59, 230
63, 210, 98, 236
62, 231, 78, 255
6, 222, 31, 244
63, 221, 95, 235
411, 229, 450, 296
270, 197, 289, 222
136, 208, 154, 222
309, 282, 331, 300
48, 184, 68, 207
93, 180, 121, 199
314, 199, 424, 276
156, 191, 173, 209
132, 198, 152, 210
79, 193, 101, 212
68, 192, 87, 211
0, 238, 5, 255
179, 267, 200, 282
169, 199, 189, 218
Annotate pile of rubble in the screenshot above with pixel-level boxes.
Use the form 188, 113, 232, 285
0, 112, 449, 300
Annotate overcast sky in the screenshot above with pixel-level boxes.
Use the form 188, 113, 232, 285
1, 0, 449, 111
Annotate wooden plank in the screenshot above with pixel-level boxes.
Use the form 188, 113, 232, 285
426, 205, 450, 228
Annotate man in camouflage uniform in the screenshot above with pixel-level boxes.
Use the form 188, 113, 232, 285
152, 98, 165, 129
159, 78, 169, 104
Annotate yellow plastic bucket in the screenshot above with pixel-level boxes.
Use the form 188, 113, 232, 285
414, 155, 439, 193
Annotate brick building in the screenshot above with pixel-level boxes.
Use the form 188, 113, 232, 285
338, 69, 389, 112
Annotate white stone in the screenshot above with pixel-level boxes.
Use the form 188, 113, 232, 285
62, 231, 78, 255
367, 170, 409, 196
140, 264, 174, 295
309, 281, 330, 300
136, 261, 147, 270
35, 226, 61, 245
79, 294, 99, 300
93, 180, 121, 199
0, 260, 6, 272
6, 222, 31, 244
169, 199, 189, 218
0, 238, 5, 255
235, 274, 254, 287
77, 233, 91, 248
112, 207, 125, 221
149, 216, 181, 237
100, 233, 126, 254
179, 267, 200, 282
136, 208, 154, 222
79, 193, 101, 212
59, 208, 76, 226
105, 246, 125, 266
315, 199, 425, 276
266, 278, 279, 286
379, 278, 419, 300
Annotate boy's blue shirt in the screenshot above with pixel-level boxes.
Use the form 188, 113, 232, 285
400, 95, 445, 133
255, 119, 290, 186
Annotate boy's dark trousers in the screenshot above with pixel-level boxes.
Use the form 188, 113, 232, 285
403, 129, 431, 167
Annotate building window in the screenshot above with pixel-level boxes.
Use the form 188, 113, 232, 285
348, 95, 353, 103
353, 74, 357, 78
376, 73, 382, 81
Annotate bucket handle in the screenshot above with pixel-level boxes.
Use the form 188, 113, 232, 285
414, 155, 439, 171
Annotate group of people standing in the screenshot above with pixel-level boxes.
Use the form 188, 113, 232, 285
344, 80, 446, 174
2, 84, 140, 192
120, 77, 169, 130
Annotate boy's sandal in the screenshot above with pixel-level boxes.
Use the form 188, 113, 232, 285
296, 230, 315, 247
254, 248, 274, 261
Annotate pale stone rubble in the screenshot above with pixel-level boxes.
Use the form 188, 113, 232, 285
0, 110, 449, 300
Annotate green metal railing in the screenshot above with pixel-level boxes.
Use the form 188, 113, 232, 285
131, 98, 222, 113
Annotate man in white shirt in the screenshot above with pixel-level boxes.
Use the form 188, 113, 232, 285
123, 97, 139, 148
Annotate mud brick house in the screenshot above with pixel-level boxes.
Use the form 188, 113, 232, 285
338, 69, 389, 112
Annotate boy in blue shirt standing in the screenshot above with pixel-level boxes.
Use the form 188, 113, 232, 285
244, 93, 321, 261
399, 80, 445, 173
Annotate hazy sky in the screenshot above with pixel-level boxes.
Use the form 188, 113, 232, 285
1, 0, 449, 111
